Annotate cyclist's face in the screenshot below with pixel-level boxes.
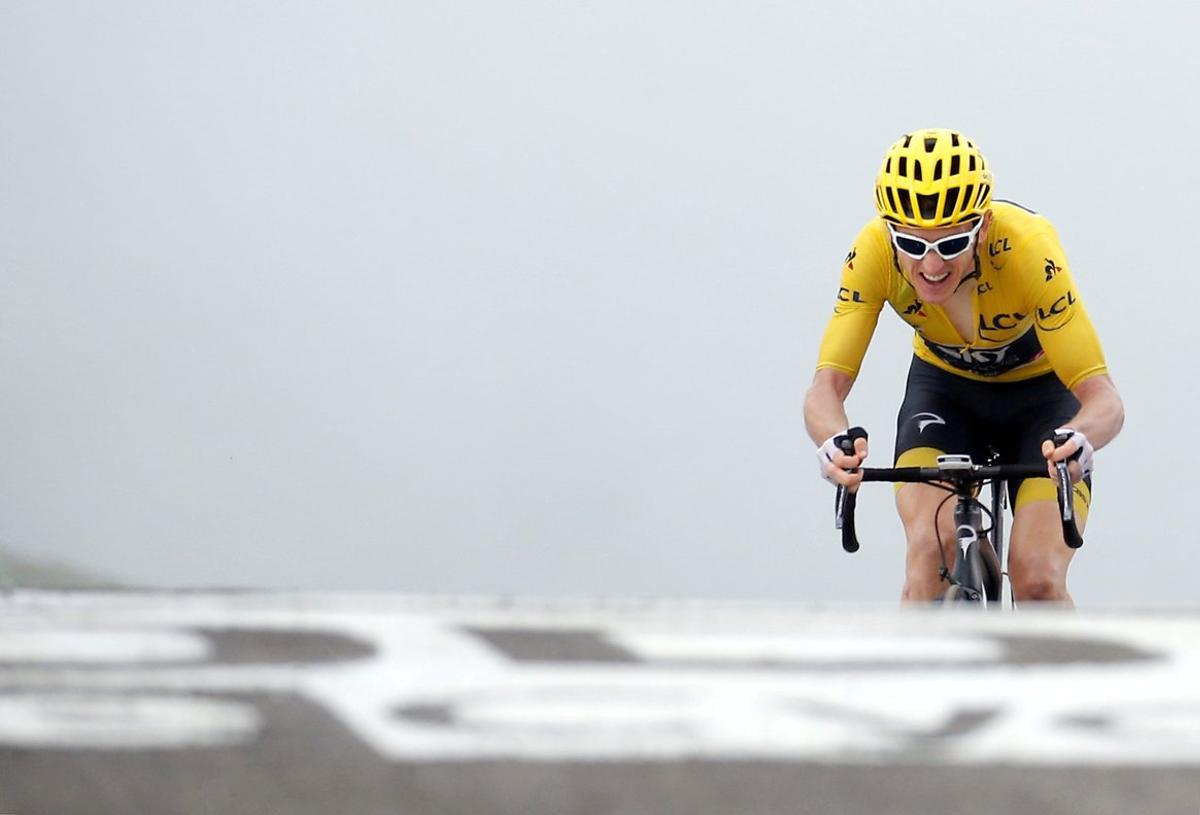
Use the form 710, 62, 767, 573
892, 211, 990, 304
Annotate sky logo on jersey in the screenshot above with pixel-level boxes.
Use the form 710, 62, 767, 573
922, 329, 1045, 377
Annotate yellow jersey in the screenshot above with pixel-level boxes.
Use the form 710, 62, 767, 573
815, 200, 1108, 389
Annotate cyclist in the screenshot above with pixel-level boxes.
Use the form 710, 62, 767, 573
805, 128, 1124, 605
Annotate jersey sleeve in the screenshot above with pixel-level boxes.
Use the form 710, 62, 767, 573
814, 221, 892, 378
1022, 229, 1109, 390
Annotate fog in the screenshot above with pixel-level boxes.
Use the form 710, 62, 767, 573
0, 2, 1192, 605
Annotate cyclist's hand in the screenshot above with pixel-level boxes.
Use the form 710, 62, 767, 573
817, 428, 868, 490
1041, 426, 1094, 483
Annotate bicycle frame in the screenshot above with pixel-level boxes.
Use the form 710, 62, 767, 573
942, 475, 1003, 605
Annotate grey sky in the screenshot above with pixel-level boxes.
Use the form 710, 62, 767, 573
0, 2, 1192, 605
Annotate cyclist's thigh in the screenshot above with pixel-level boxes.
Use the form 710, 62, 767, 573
894, 361, 973, 547
894, 481, 958, 546
893, 357, 983, 470
1014, 476, 1092, 530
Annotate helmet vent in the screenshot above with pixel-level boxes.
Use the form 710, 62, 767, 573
917, 193, 938, 221
933, 159, 943, 181
962, 184, 975, 210
942, 188, 960, 219
924, 137, 937, 152
902, 134, 913, 148
897, 189, 914, 220
886, 187, 898, 214
898, 157, 908, 177
951, 133, 960, 147
913, 161, 923, 181
969, 155, 977, 171
950, 155, 961, 176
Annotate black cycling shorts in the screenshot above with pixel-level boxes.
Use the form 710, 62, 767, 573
893, 356, 1090, 510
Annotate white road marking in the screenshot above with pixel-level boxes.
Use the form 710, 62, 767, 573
609, 632, 1002, 663
3, 593, 1200, 764
0, 629, 209, 663
0, 693, 261, 749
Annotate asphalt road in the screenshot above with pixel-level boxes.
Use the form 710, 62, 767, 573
1, 592, 1198, 815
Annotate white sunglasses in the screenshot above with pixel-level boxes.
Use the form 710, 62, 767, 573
887, 218, 983, 261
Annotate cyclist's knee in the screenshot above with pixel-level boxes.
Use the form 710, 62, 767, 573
1009, 559, 1068, 602
903, 527, 951, 576
902, 531, 952, 602
901, 517, 954, 562
897, 484, 957, 603
901, 578, 943, 604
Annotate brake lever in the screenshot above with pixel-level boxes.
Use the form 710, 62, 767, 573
832, 427, 868, 552
1052, 431, 1084, 549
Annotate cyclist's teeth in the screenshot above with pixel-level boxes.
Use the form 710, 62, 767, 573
922, 271, 949, 283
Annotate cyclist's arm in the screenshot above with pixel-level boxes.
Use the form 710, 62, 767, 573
1064, 373, 1124, 451
805, 368, 868, 487
1019, 229, 1124, 463
810, 221, 892, 404
1042, 373, 1124, 476
804, 368, 855, 446
806, 221, 891, 479
1025, 229, 1109, 390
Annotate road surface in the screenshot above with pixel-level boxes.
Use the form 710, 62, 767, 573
1, 591, 1198, 815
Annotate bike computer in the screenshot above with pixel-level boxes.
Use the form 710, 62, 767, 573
936, 454, 974, 470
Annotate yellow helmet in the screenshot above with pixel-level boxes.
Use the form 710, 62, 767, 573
875, 128, 993, 228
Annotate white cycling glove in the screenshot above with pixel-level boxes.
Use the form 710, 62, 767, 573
816, 427, 866, 484
816, 434, 844, 484
1052, 426, 1094, 478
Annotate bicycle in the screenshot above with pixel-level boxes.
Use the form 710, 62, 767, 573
832, 427, 1083, 606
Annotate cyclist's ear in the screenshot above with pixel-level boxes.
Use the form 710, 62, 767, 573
979, 208, 994, 242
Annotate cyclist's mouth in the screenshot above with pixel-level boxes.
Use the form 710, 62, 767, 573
920, 270, 951, 285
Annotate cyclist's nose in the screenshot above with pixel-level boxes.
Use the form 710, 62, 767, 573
920, 252, 947, 275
